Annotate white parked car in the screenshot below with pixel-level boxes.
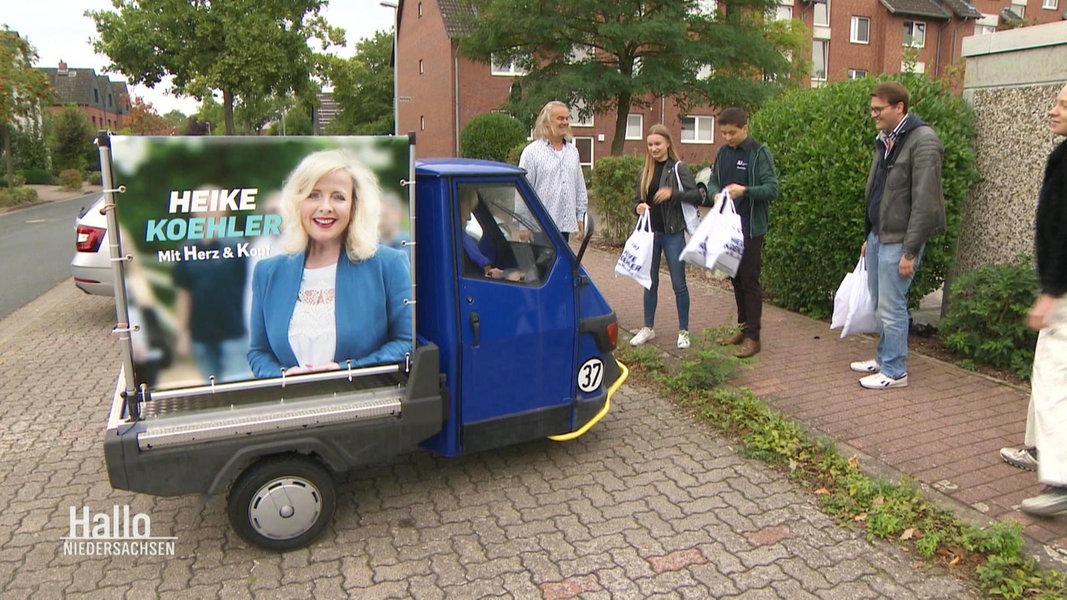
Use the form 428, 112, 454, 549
71, 196, 114, 296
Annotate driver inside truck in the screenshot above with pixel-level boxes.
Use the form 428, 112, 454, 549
459, 186, 524, 281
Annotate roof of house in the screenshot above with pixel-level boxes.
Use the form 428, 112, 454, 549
37, 64, 129, 115
878, 0, 952, 19
438, 0, 476, 37
940, 0, 983, 19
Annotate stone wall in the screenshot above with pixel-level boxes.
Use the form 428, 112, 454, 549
957, 21, 1067, 274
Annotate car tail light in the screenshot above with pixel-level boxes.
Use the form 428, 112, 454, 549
606, 321, 619, 350
76, 225, 106, 253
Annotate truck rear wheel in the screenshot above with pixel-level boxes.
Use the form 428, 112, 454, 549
227, 455, 336, 551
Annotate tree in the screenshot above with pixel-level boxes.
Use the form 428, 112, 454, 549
1, 28, 53, 187
458, 0, 805, 155
122, 97, 177, 135
325, 31, 394, 135
89, 0, 344, 135
47, 106, 95, 173
163, 110, 188, 132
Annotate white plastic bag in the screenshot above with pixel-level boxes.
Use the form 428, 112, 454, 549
831, 256, 879, 338
701, 192, 745, 277
615, 211, 655, 289
675, 161, 702, 237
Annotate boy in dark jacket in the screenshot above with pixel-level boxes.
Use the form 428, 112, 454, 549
706, 107, 779, 358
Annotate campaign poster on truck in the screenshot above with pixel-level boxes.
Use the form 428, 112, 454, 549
107, 135, 413, 392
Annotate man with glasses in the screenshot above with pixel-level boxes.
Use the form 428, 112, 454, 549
848, 81, 945, 389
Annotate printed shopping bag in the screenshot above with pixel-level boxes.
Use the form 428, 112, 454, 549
680, 191, 726, 267
615, 211, 655, 289
830, 256, 878, 338
702, 193, 745, 278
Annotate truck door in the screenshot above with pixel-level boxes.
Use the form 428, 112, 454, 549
454, 180, 577, 453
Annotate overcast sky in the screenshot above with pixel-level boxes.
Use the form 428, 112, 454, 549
4, 0, 395, 115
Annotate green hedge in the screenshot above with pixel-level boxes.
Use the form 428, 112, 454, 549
460, 112, 529, 162
939, 258, 1038, 380
0, 186, 39, 208
753, 74, 978, 317
589, 154, 644, 246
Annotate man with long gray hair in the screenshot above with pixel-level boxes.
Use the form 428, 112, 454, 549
519, 100, 588, 241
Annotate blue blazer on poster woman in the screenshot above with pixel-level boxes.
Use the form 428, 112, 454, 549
247, 245, 413, 378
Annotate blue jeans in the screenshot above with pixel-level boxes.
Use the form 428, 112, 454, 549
192, 338, 251, 383
644, 231, 689, 331
866, 232, 922, 379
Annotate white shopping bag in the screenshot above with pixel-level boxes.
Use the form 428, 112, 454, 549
702, 193, 745, 278
615, 211, 655, 289
830, 256, 879, 338
675, 162, 702, 237
681, 191, 725, 267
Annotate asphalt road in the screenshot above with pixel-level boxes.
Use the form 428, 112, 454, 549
0, 193, 100, 319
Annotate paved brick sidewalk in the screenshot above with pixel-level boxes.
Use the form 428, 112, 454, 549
0, 281, 983, 597
584, 244, 1067, 567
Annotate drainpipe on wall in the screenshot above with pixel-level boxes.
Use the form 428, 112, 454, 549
935, 19, 947, 77
454, 45, 461, 156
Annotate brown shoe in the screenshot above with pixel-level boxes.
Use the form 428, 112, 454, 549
736, 338, 761, 358
722, 331, 745, 346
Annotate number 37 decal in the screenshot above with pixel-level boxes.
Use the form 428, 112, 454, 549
577, 358, 604, 393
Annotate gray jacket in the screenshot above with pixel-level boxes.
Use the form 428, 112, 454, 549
865, 115, 946, 256
632, 159, 702, 235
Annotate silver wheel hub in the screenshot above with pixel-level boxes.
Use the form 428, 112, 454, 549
248, 476, 322, 541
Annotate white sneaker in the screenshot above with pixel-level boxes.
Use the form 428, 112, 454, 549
677, 330, 691, 349
849, 359, 880, 373
630, 327, 655, 346
859, 372, 908, 389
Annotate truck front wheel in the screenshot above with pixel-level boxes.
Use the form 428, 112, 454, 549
227, 455, 337, 551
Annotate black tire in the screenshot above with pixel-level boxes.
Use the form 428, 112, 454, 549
227, 455, 336, 552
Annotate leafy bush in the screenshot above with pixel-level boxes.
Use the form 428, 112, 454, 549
939, 258, 1038, 379
0, 186, 38, 208
589, 154, 643, 246
18, 168, 57, 185
754, 74, 978, 317
87, 171, 103, 186
59, 169, 83, 191
460, 112, 528, 162
505, 142, 527, 166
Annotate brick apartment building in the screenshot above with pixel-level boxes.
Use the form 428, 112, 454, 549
395, 0, 1064, 166
36, 60, 130, 131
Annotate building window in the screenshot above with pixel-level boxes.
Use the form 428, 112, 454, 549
573, 137, 594, 168
569, 99, 593, 128
768, 2, 792, 20
847, 68, 867, 79
418, 2, 423, 16
626, 114, 644, 140
691, 0, 718, 15
1041, 0, 1056, 9
491, 53, 528, 76
850, 17, 870, 44
902, 61, 926, 74
568, 44, 595, 63
903, 21, 926, 47
811, 39, 829, 81
975, 13, 999, 34
420, 116, 425, 131
680, 116, 714, 144
93, 89, 99, 103
1011, 0, 1027, 17
419, 59, 424, 74
813, 0, 830, 27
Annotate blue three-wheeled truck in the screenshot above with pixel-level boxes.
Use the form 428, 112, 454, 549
99, 134, 627, 551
